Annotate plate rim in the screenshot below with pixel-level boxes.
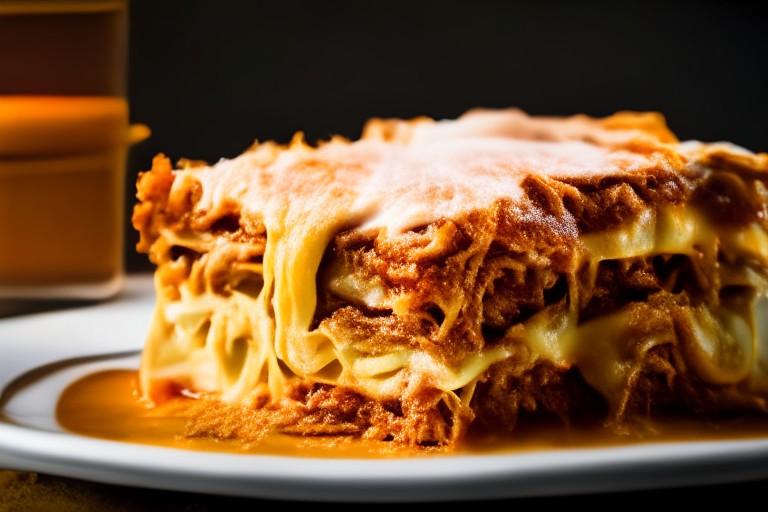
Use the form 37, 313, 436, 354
3, 417, 768, 501
3, 280, 768, 501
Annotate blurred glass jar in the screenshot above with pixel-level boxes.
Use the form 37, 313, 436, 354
0, 0, 147, 300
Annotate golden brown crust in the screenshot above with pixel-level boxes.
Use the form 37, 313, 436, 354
133, 154, 175, 256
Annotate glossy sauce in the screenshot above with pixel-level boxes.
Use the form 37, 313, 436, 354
56, 370, 405, 458
56, 369, 768, 458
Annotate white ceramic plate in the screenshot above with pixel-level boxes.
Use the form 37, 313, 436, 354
2, 275, 768, 502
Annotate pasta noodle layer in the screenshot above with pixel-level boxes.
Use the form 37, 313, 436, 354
133, 109, 768, 450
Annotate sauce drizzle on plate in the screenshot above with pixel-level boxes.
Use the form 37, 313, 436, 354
57, 369, 768, 458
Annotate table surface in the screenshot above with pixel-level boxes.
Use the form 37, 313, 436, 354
2, 469, 767, 508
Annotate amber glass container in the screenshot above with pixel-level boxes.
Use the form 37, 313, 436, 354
0, 0, 142, 299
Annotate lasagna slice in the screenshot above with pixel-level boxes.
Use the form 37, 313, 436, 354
133, 109, 768, 451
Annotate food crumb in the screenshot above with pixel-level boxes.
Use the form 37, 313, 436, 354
0, 470, 206, 512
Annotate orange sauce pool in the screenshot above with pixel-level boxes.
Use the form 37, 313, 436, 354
56, 369, 768, 458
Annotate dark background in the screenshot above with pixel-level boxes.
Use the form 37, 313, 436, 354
2, 2, 767, 504
125, 0, 768, 271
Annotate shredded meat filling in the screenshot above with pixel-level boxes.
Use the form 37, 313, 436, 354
180, 379, 468, 452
